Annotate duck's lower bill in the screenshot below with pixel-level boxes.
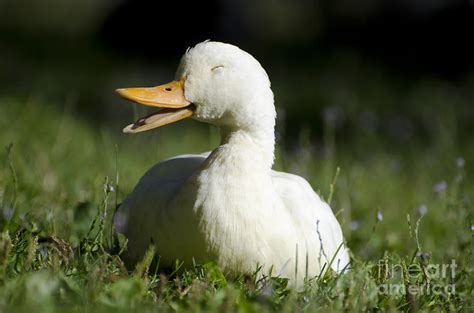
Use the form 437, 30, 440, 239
122, 106, 194, 133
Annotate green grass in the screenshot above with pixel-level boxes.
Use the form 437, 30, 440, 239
0, 95, 472, 312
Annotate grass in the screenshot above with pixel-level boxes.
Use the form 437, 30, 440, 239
0, 94, 472, 312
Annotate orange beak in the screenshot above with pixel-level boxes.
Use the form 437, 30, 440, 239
116, 80, 194, 133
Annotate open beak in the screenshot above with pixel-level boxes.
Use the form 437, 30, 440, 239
116, 80, 194, 133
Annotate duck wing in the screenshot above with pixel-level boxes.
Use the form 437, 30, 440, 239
116, 153, 208, 265
271, 170, 350, 275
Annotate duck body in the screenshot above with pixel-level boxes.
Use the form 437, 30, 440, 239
117, 41, 349, 287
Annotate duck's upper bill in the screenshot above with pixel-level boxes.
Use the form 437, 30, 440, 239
117, 80, 194, 133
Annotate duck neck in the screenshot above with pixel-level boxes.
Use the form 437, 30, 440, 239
195, 117, 277, 270
217, 90, 277, 170
217, 122, 275, 171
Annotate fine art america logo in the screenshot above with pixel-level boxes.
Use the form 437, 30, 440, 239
377, 259, 457, 296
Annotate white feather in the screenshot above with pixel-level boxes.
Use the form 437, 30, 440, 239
118, 41, 349, 287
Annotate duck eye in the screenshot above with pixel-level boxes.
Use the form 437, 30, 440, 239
211, 65, 224, 71
165, 87, 172, 91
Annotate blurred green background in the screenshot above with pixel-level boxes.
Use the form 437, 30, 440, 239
0, 1, 473, 311
1, 0, 473, 139
1, 0, 474, 254
1, 0, 473, 253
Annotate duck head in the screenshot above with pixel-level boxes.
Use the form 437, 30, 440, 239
117, 41, 275, 134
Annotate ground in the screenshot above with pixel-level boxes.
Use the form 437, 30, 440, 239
0, 94, 472, 312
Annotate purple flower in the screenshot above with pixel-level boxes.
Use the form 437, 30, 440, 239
2, 206, 13, 220
376, 211, 383, 222
349, 220, 360, 231
416, 251, 432, 259
433, 181, 447, 193
113, 211, 127, 233
456, 157, 465, 168
417, 204, 428, 216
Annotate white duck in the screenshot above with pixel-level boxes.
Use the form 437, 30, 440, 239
116, 41, 349, 287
